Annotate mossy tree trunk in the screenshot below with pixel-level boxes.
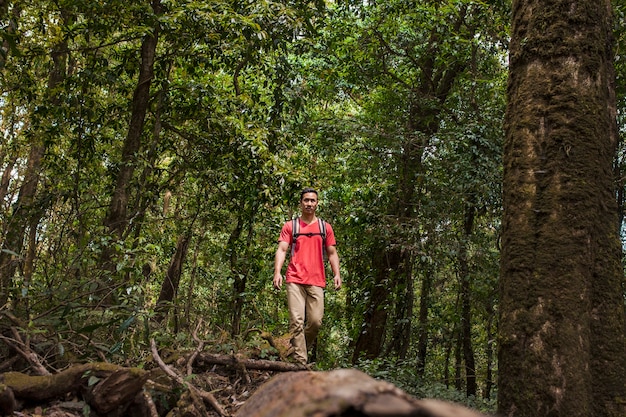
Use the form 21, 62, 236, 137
499, 0, 626, 416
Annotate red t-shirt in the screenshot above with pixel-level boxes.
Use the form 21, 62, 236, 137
279, 218, 336, 288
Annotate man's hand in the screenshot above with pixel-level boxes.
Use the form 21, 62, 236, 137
273, 272, 283, 290
333, 275, 342, 290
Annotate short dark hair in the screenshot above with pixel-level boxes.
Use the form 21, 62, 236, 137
300, 187, 318, 200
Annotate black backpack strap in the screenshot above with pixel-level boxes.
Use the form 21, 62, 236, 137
292, 217, 299, 242
318, 218, 327, 246
291, 218, 299, 257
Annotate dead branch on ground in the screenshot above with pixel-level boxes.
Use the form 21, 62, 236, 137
150, 338, 228, 417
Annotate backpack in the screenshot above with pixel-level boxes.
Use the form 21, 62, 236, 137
291, 217, 327, 260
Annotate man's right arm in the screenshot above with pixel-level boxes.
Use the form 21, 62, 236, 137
273, 241, 290, 289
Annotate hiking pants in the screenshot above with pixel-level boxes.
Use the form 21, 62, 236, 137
286, 283, 324, 364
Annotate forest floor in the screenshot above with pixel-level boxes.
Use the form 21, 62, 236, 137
1, 342, 305, 417
2, 348, 489, 417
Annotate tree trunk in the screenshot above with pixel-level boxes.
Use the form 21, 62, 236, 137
0, 29, 66, 305
459, 202, 476, 397
499, 0, 626, 415
443, 333, 452, 388
415, 262, 433, 376
0, 144, 44, 306
184, 240, 200, 329
0, 154, 16, 206
227, 216, 245, 337
351, 245, 394, 362
483, 299, 495, 400
386, 259, 413, 360
353, 4, 471, 363
453, 330, 462, 392
2, 363, 149, 415
102, 0, 161, 270
154, 233, 190, 322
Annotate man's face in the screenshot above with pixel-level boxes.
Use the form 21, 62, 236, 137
300, 192, 319, 214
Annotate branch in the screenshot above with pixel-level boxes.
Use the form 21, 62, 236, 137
0, 328, 50, 376
196, 352, 308, 372
150, 338, 228, 417
188, 319, 205, 376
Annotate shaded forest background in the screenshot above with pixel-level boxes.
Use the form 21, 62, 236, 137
1, 0, 626, 413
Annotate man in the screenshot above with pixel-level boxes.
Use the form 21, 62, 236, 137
273, 188, 341, 365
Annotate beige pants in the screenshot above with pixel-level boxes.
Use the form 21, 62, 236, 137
286, 283, 324, 364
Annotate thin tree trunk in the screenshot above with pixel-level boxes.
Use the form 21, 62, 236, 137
229, 198, 259, 337
19, 214, 41, 312
227, 216, 245, 337
443, 333, 452, 388
0, 29, 67, 304
386, 254, 413, 360
102, 0, 161, 271
0, 155, 16, 206
459, 202, 476, 397
483, 300, 495, 400
454, 329, 462, 392
415, 264, 433, 376
154, 234, 190, 322
184, 240, 200, 330
0, 144, 43, 305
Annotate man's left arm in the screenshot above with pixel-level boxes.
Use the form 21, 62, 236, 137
326, 245, 341, 290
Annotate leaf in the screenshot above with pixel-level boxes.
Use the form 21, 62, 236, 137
88, 375, 100, 387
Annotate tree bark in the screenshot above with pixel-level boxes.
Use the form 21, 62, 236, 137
195, 353, 308, 373
499, 0, 626, 415
0, 155, 16, 213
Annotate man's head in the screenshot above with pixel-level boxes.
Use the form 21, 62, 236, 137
299, 187, 319, 215
300, 187, 318, 201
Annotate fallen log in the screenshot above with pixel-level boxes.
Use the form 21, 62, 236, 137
234, 368, 487, 417
195, 352, 307, 372
1, 362, 149, 415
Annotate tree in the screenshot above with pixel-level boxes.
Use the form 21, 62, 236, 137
101, 0, 162, 274
308, 1, 506, 377
499, 0, 626, 415
0, 2, 68, 306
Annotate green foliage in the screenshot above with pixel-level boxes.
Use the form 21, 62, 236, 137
355, 357, 496, 413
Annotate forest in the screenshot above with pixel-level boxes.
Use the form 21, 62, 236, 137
0, 0, 625, 416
